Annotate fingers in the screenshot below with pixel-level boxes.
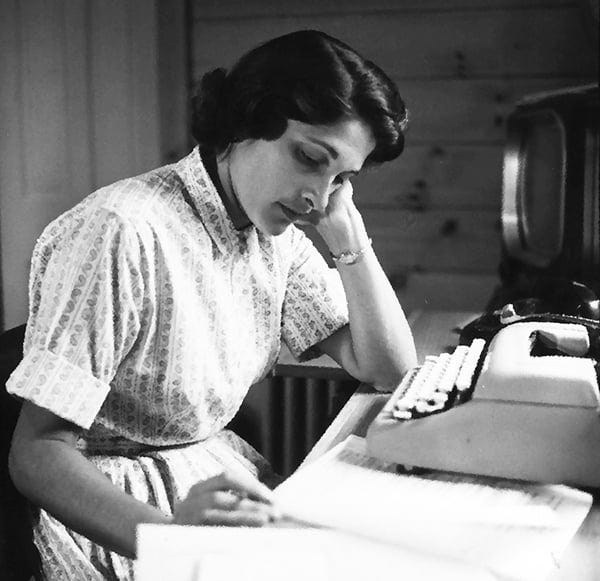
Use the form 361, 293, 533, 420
172, 499, 276, 527
174, 493, 278, 527
211, 490, 244, 510
172, 471, 281, 527
335, 178, 354, 199
202, 497, 275, 527
198, 471, 275, 505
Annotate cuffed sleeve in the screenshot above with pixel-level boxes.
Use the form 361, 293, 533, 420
7, 207, 145, 429
7, 348, 111, 429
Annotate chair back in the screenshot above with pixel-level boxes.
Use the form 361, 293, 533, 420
0, 325, 41, 580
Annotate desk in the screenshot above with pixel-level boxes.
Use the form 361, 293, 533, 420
300, 309, 600, 581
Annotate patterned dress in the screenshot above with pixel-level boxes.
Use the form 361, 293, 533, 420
7, 148, 349, 580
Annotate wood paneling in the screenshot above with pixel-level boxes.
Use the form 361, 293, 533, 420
302, 207, 501, 275
395, 79, 591, 143
363, 207, 502, 274
193, 7, 597, 79
397, 272, 499, 314
353, 145, 503, 210
198, 0, 575, 18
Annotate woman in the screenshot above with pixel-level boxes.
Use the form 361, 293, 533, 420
7, 30, 417, 579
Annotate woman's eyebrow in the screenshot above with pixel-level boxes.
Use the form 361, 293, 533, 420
306, 137, 339, 159
306, 137, 363, 173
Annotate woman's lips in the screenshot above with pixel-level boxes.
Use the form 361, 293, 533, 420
278, 203, 305, 222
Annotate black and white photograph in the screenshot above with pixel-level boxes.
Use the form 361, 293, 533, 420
0, 1, 598, 580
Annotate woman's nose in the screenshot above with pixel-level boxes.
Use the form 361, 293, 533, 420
301, 181, 336, 214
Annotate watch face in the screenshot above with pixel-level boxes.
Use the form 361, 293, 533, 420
332, 239, 371, 265
335, 252, 359, 265
339, 254, 357, 264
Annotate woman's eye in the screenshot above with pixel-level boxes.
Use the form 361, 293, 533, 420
298, 149, 322, 167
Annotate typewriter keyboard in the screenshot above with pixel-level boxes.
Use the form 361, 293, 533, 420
384, 338, 487, 421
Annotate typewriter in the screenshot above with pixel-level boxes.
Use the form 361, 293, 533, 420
366, 315, 600, 487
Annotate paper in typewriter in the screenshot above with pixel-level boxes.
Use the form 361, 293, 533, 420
273, 435, 593, 581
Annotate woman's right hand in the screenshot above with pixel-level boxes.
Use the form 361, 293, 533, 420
171, 471, 281, 527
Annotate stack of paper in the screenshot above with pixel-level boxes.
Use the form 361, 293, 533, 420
273, 436, 593, 581
136, 436, 592, 581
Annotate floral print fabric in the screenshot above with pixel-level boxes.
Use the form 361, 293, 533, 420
7, 148, 349, 579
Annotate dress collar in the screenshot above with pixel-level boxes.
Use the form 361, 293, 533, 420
200, 148, 252, 231
174, 147, 255, 254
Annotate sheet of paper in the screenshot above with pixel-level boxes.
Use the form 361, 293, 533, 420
136, 524, 496, 581
273, 435, 593, 581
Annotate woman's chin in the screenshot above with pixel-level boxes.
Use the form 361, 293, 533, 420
255, 214, 293, 236
264, 222, 291, 236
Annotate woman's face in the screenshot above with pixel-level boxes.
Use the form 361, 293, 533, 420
228, 117, 375, 236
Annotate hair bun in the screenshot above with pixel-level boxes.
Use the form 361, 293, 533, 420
191, 68, 231, 151
201, 68, 228, 100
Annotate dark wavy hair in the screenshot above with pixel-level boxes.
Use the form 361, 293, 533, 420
191, 30, 408, 165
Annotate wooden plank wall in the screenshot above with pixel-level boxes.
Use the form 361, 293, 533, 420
192, 0, 598, 312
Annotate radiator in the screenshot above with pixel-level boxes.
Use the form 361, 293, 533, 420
232, 376, 358, 478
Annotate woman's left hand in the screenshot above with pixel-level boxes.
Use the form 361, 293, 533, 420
295, 179, 369, 256
295, 179, 354, 230
299, 180, 372, 259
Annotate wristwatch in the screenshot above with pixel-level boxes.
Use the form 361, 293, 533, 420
330, 238, 372, 265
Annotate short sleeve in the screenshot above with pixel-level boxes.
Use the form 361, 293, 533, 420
6, 207, 145, 429
281, 229, 349, 361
